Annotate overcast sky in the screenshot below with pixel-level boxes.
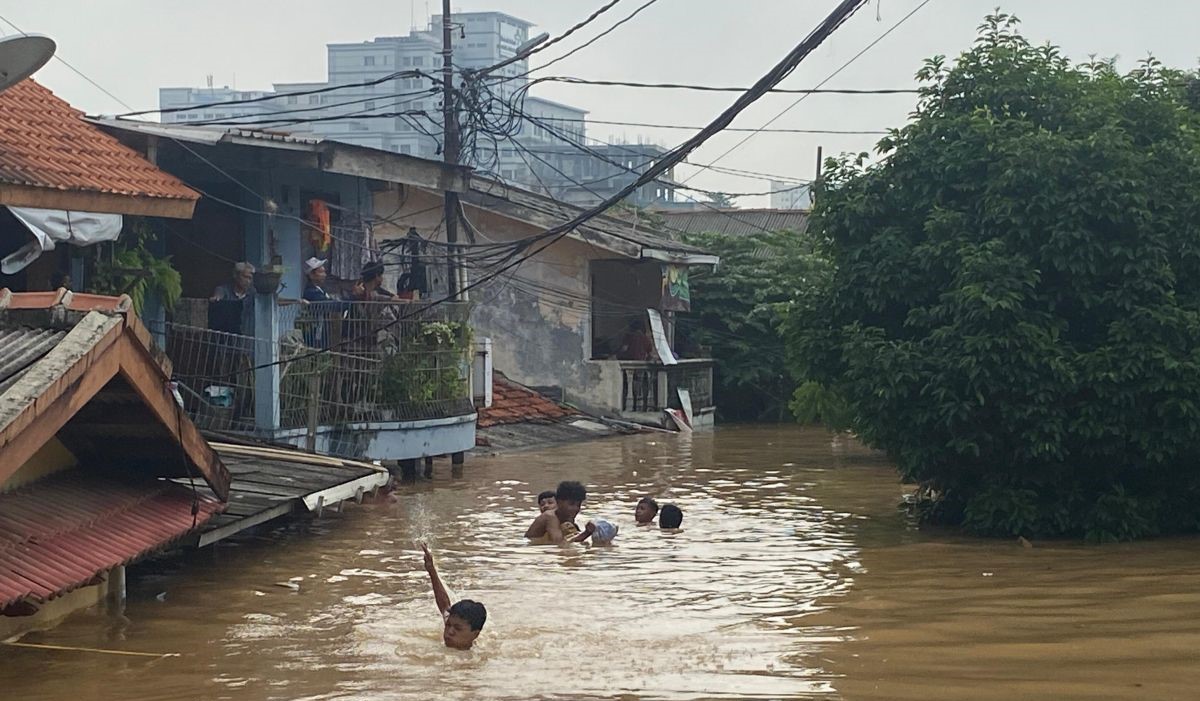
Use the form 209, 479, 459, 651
6, 1, 1200, 206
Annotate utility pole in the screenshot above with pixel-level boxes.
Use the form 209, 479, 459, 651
441, 0, 461, 300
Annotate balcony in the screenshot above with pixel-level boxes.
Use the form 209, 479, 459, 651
161, 299, 476, 459
615, 358, 714, 428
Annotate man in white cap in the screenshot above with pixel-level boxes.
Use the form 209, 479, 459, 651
301, 256, 348, 349
302, 256, 332, 303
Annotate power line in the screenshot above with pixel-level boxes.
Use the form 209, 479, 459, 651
229, 0, 873, 375
683, 0, 935, 183
491, 0, 663, 84
530, 76, 920, 94
562, 116, 888, 135
120, 71, 428, 118
474, 0, 627, 77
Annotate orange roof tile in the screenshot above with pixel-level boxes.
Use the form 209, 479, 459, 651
0, 80, 198, 204
477, 375, 574, 428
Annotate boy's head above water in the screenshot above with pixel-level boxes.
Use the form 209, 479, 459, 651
635, 496, 659, 524
660, 503, 683, 529
555, 480, 587, 520
537, 490, 556, 513
444, 599, 487, 649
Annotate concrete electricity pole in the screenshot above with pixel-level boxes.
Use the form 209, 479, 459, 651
441, 0, 461, 300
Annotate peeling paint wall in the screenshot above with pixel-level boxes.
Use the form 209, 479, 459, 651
374, 187, 631, 412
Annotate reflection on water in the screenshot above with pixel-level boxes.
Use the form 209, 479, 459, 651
3, 426, 1200, 700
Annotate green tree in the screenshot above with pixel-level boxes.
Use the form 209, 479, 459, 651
708, 192, 739, 208
787, 12, 1200, 540
682, 228, 829, 421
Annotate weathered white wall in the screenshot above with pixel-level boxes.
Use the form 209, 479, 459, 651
374, 187, 631, 412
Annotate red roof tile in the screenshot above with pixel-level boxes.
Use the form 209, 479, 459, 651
477, 375, 574, 428
0, 471, 222, 607
0, 80, 198, 203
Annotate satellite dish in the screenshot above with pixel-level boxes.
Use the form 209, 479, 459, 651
0, 34, 56, 94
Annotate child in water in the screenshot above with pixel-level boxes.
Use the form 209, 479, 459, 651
420, 543, 487, 650
659, 504, 684, 530
537, 490, 556, 513
634, 496, 659, 526
525, 481, 587, 543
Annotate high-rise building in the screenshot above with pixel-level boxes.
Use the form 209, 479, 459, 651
769, 180, 812, 210
160, 12, 612, 198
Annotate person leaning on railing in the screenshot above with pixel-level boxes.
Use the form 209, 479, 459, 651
301, 257, 351, 349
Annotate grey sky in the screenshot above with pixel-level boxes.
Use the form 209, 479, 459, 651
6, 1, 1200, 207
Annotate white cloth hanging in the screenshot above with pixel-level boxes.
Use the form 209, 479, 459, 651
1, 206, 122, 274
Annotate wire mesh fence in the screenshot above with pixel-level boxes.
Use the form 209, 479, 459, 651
161, 300, 475, 434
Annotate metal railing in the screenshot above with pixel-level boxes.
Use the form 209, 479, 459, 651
163, 299, 475, 433
618, 359, 714, 414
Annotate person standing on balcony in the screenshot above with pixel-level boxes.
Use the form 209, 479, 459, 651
301, 257, 349, 349
209, 261, 255, 335
350, 261, 399, 302
617, 318, 655, 361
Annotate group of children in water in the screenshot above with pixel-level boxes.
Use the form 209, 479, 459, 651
420, 480, 685, 649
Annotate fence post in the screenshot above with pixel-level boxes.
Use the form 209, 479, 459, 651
656, 367, 670, 411
253, 292, 281, 433
305, 372, 320, 453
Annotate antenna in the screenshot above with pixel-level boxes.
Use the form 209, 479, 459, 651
0, 34, 56, 94
206, 73, 213, 89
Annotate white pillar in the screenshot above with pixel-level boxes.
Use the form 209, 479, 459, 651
254, 291, 281, 432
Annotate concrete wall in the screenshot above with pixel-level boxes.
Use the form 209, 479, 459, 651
374, 187, 632, 412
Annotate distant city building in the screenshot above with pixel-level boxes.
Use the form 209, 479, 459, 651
769, 179, 812, 209
159, 11, 675, 207
527, 141, 686, 209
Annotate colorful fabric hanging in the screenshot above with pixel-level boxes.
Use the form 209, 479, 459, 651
307, 199, 331, 253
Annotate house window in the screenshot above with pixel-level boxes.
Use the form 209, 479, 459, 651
413, 56, 424, 66
366, 100, 376, 110
365, 56, 376, 66
287, 95, 298, 105
309, 95, 319, 104
400, 145, 413, 154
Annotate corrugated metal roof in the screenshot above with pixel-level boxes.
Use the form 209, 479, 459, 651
660, 208, 811, 238
0, 471, 222, 607
0, 326, 65, 394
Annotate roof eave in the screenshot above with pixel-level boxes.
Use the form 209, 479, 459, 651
0, 183, 198, 219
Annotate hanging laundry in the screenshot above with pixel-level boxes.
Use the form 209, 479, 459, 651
306, 199, 331, 254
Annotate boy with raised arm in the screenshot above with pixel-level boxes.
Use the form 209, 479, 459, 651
420, 543, 487, 650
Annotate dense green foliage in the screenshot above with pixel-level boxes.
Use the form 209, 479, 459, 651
787, 13, 1200, 540
90, 218, 182, 314
682, 229, 828, 421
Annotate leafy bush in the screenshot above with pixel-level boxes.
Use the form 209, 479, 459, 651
681, 229, 830, 421
786, 12, 1200, 540
378, 321, 470, 406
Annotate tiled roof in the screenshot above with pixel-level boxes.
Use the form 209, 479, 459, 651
659, 208, 811, 238
0, 79, 198, 203
0, 471, 222, 607
477, 375, 574, 428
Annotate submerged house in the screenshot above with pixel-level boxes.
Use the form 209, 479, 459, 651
0, 290, 229, 637
93, 119, 479, 462
371, 177, 720, 428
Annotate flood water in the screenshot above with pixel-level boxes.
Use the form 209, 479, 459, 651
4, 426, 1200, 700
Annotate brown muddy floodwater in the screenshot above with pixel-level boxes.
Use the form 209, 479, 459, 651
4, 426, 1200, 700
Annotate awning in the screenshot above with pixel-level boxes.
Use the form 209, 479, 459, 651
0, 471, 223, 608
1, 206, 122, 274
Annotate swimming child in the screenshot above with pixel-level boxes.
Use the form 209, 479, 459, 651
525, 480, 587, 543
659, 504, 683, 530
634, 496, 659, 526
537, 490, 556, 513
420, 543, 487, 649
